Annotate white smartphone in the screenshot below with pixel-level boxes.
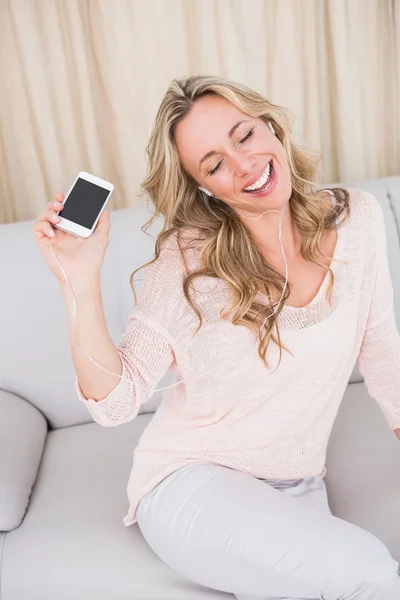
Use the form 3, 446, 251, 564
54, 171, 114, 238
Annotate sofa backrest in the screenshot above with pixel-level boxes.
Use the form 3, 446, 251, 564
0, 177, 399, 429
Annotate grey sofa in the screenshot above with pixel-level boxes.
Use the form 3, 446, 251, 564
1, 176, 400, 600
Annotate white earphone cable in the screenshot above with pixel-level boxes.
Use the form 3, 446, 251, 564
49, 202, 288, 394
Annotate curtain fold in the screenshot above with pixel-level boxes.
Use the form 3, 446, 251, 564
0, 0, 399, 224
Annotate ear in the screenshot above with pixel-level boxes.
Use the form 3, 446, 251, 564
199, 186, 213, 197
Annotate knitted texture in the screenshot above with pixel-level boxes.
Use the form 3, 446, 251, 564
76, 187, 400, 526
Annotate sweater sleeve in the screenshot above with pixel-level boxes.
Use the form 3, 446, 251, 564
75, 312, 175, 427
357, 194, 400, 430
75, 238, 187, 427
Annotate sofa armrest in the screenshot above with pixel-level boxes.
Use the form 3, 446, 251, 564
0, 390, 47, 531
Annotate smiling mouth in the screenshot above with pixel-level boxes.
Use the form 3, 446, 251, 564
243, 160, 274, 193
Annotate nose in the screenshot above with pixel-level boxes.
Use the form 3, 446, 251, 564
231, 154, 256, 177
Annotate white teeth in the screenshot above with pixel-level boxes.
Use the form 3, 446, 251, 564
244, 161, 272, 192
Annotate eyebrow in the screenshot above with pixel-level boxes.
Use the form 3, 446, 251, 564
198, 120, 251, 170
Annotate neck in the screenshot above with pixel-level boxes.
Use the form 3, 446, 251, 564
239, 201, 302, 260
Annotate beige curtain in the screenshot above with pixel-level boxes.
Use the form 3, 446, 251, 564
0, 0, 399, 224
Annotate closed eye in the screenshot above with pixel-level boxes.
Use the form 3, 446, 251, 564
209, 161, 223, 176
239, 128, 255, 144
208, 128, 255, 177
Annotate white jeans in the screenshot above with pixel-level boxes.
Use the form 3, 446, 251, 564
136, 462, 400, 600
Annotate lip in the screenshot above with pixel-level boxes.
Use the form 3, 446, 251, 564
242, 161, 272, 192
241, 159, 277, 198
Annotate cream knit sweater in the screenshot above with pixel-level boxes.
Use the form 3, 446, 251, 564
76, 187, 400, 526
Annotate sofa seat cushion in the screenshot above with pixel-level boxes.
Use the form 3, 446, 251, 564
0, 392, 47, 531
326, 382, 400, 561
2, 384, 400, 599
1, 414, 228, 600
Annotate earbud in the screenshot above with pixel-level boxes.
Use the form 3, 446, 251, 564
199, 186, 213, 197
268, 121, 276, 134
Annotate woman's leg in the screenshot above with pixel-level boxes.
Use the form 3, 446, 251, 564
136, 463, 400, 600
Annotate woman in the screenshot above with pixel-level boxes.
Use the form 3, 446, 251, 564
33, 75, 400, 599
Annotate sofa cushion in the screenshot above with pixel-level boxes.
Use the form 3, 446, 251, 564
0, 532, 5, 574
0, 391, 47, 531
326, 382, 400, 561
381, 175, 400, 239
1, 414, 228, 600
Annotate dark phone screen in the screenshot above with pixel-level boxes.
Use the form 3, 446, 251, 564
58, 178, 111, 229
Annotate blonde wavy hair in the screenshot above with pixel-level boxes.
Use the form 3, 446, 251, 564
130, 75, 350, 369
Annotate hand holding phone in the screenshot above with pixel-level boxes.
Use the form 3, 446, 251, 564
33, 172, 114, 287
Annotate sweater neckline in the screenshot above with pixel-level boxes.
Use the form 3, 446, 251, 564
284, 222, 344, 312
255, 212, 347, 316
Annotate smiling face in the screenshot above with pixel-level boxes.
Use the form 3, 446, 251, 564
174, 94, 293, 216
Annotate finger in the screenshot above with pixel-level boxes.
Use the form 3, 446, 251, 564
37, 210, 60, 225
33, 220, 56, 239
37, 209, 60, 223
47, 199, 64, 211
44, 209, 61, 224
37, 210, 61, 225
